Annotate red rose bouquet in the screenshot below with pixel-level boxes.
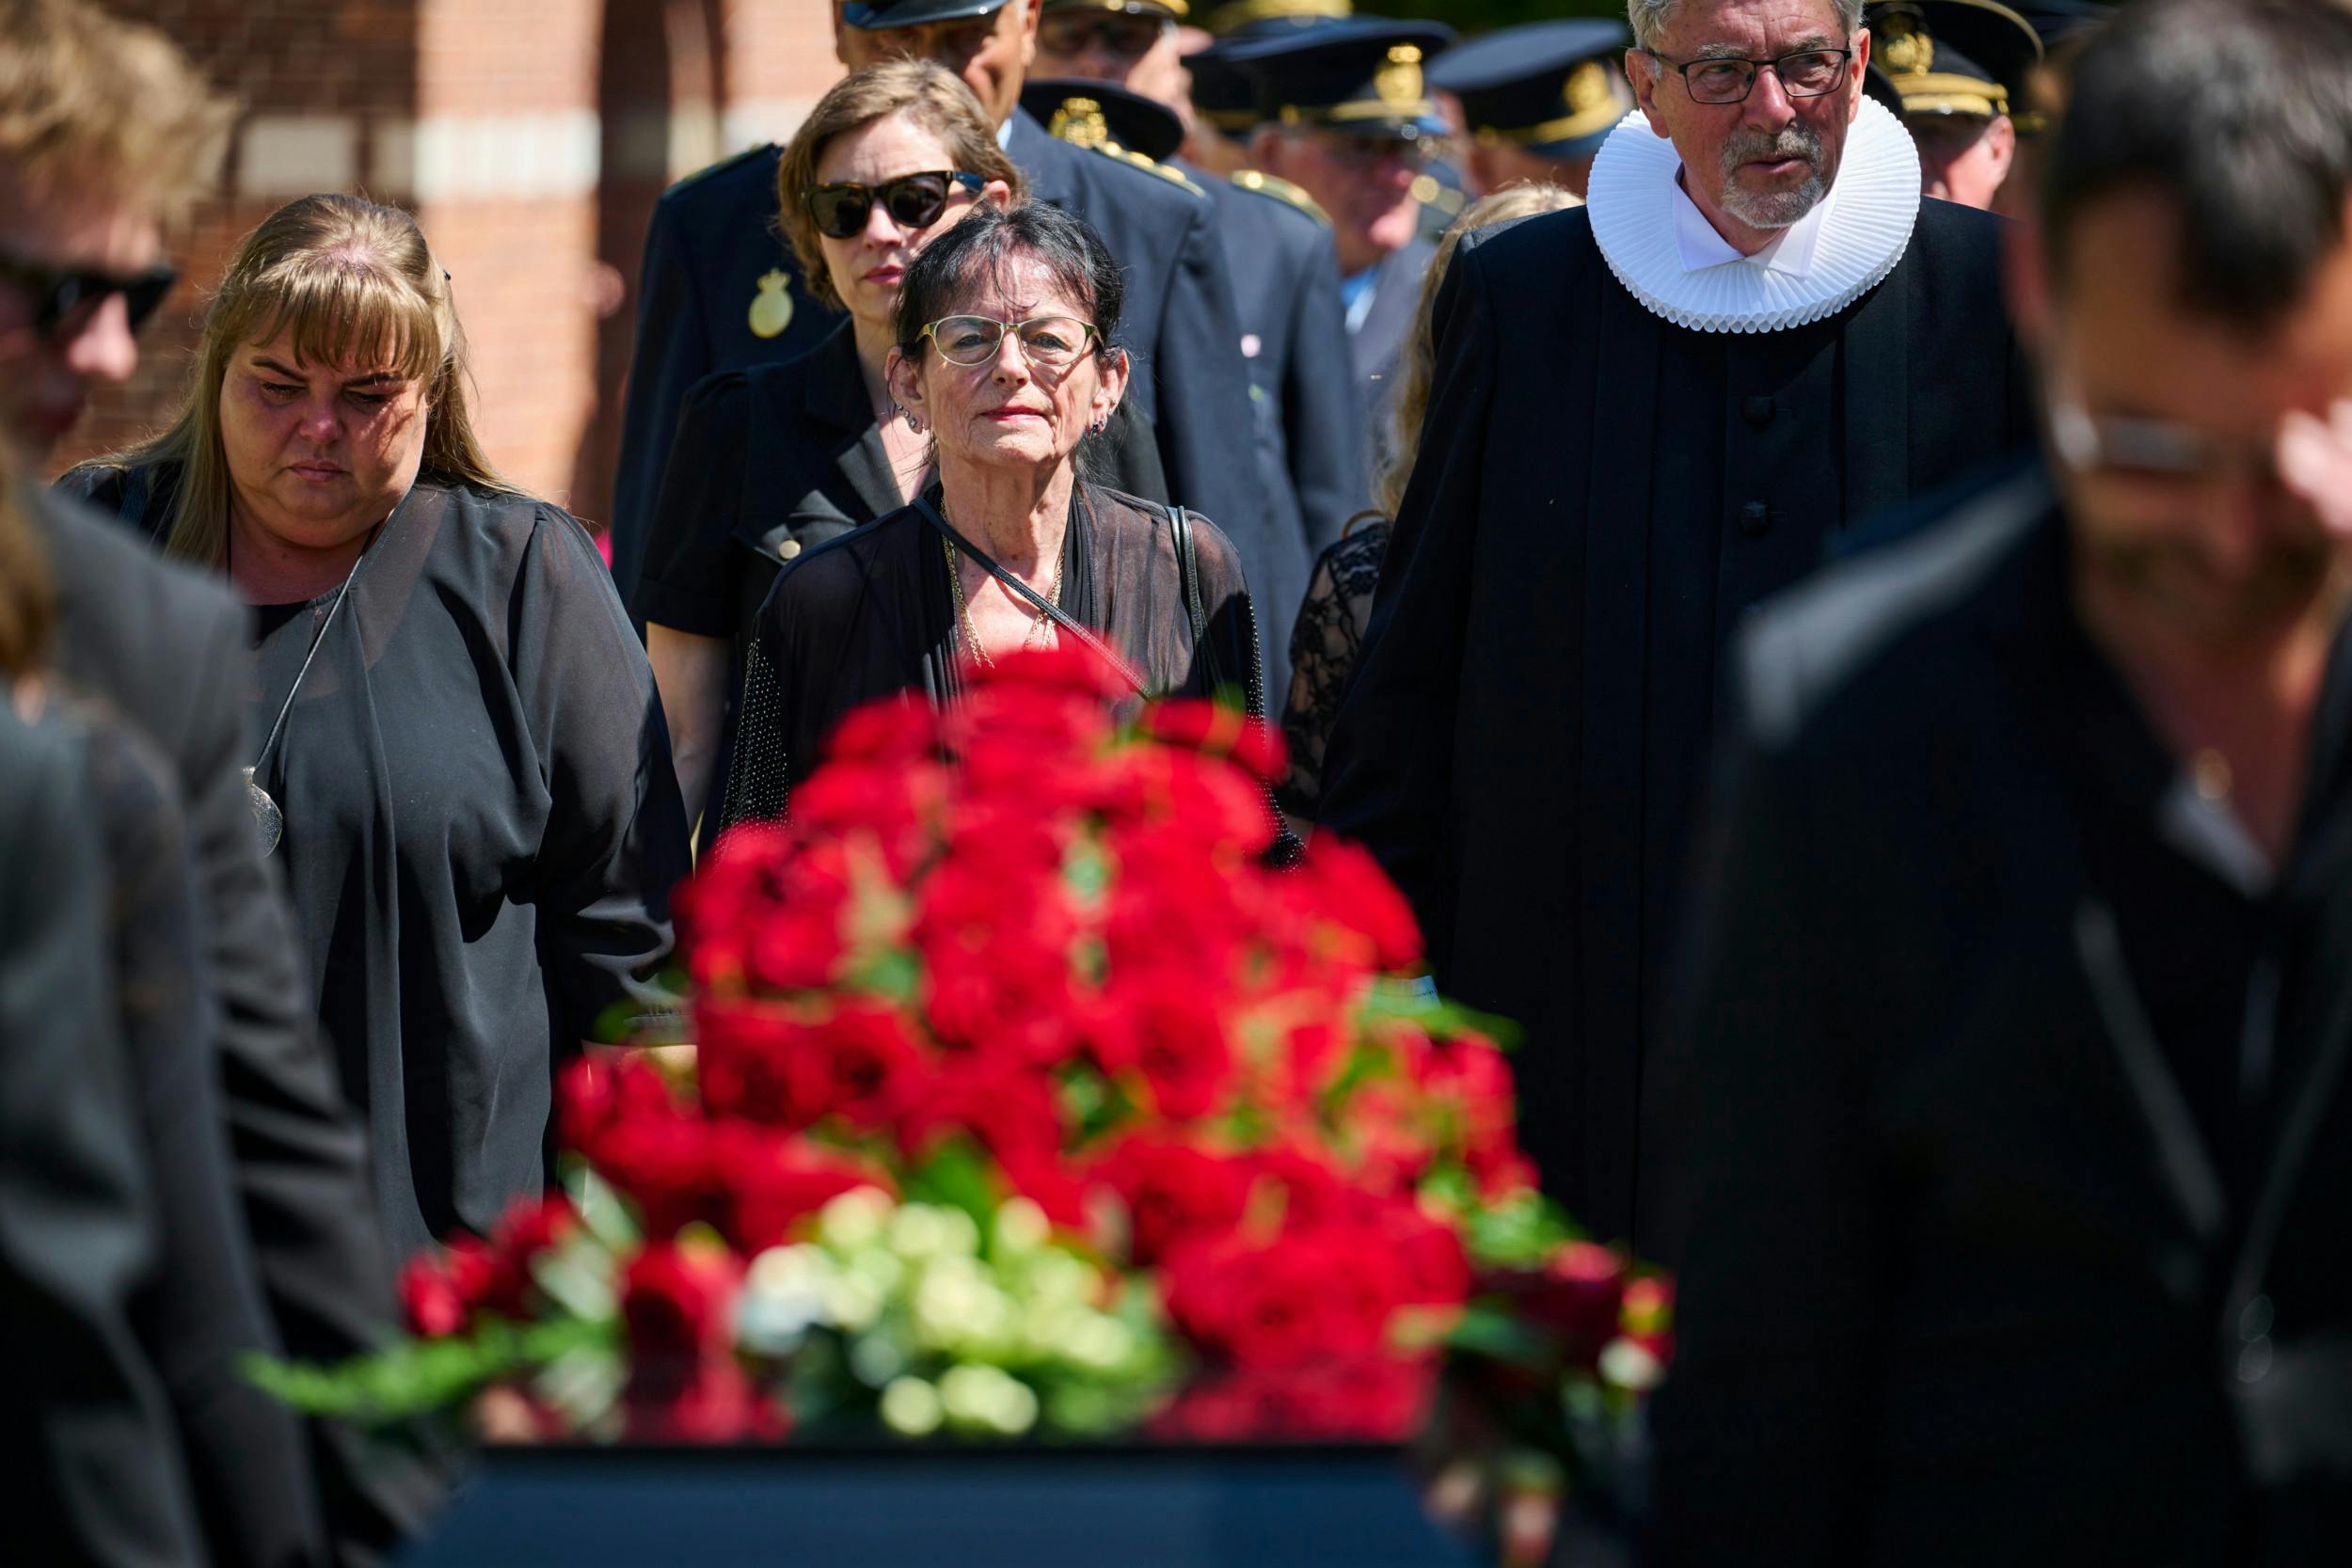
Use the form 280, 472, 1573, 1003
258, 649, 1667, 1517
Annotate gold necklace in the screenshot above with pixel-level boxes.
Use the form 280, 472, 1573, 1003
944, 536, 1063, 668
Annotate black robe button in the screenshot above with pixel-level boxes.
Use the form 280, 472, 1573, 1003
1738, 500, 1772, 536
1741, 394, 1776, 427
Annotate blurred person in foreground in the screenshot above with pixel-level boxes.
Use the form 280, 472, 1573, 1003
67, 194, 691, 1269
718, 200, 1267, 829
1278, 181, 1579, 821
1653, 1, 2352, 1560
1318, 0, 2033, 1249
0, 1, 439, 1560
0, 472, 203, 1566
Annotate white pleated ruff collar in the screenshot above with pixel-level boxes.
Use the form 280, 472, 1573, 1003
1587, 94, 1921, 335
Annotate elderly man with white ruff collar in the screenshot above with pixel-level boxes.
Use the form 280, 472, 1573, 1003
1318, 0, 2035, 1252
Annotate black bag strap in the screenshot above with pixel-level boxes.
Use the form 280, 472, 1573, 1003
915, 495, 1144, 694
1168, 502, 1230, 694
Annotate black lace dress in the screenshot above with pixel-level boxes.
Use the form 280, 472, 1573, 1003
1279, 519, 1391, 818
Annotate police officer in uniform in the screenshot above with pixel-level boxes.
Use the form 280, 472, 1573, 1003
1427, 20, 1635, 201
1023, 76, 1366, 686
610, 0, 1271, 633
1200, 0, 1347, 39
1867, 0, 2044, 211
1032, 9, 1369, 673
1229, 18, 1454, 482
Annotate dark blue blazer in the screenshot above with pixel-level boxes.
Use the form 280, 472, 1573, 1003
609, 110, 1273, 629
1198, 165, 1368, 700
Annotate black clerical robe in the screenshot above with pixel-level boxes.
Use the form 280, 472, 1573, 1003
1318, 197, 2034, 1248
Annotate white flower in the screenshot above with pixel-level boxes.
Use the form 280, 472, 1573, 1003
993, 1197, 1051, 1256
889, 1203, 980, 1260
818, 1270, 885, 1332
880, 1376, 943, 1437
818, 1187, 895, 1252
1598, 1336, 1664, 1393
736, 1245, 834, 1354
939, 1364, 1040, 1435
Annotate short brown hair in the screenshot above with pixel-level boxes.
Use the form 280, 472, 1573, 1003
113, 194, 520, 566
0, 0, 233, 213
774, 60, 1025, 310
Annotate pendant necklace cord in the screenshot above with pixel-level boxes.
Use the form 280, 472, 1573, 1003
250, 525, 379, 775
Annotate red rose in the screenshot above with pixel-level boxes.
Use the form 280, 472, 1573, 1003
1482, 1242, 1628, 1370
722, 1132, 890, 1252
622, 1357, 787, 1444
622, 1242, 738, 1363
1081, 744, 1273, 855
1378, 1200, 1471, 1311
997, 1147, 1093, 1231
895, 1056, 1065, 1164
1163, 1222, 1405, 1368
819, 692, 940, 767
1417, 1031, 1520, 1172
1090, 969, 1238, 1123
1139, 700, 1287, 783
1286, 835, 1422, 974
398, 1254, 468, 1338
1150, 1355, 1435, 1443
915, 848, 1085, 1069
557, 1051, 678, 1157
697, 1000, 926, 1132
1094, 1132, 1252, 1266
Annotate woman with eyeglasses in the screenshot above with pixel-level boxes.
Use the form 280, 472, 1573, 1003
634, 61, 1168, 827
717, 198, 1272, 833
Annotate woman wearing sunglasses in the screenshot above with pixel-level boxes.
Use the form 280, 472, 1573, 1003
634, 60, 1168, 827
717, 198, 1272, 835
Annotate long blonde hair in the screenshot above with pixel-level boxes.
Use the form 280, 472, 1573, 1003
121, 193, 518, 565
1375, 181, 1583, 519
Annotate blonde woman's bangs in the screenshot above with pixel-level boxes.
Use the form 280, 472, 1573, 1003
235, 260, 444, 385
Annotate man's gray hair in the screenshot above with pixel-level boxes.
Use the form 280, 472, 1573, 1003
1627, 0, 1865, 54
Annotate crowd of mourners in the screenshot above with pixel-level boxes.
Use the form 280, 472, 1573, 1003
8, 0, 2352, 1560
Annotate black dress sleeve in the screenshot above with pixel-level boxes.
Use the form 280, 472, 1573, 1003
512, 505, 694, 1039
631, 371, 750, 638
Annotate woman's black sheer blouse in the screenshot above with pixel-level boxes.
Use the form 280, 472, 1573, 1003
720, 484, 1263, 828
63, 463, 693, 1260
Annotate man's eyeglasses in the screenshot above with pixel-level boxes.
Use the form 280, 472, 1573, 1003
919, 314, 1102, 368
806, 171, 985, 240
1039, 11, 1170, 61
0, 253, 178, 341
1645, 47, 1854, 105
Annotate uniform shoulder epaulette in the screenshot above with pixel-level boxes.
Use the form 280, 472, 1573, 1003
1232, 169, 1331, 227
1088, 139, 1207, 198
669, 142, 776, 195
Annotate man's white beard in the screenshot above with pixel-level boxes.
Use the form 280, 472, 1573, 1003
1721, 168, 1828, 229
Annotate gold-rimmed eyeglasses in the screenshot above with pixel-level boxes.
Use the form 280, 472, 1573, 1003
919, 314, 1102, 369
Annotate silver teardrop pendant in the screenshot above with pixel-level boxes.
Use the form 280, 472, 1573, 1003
245, 765, 283, 857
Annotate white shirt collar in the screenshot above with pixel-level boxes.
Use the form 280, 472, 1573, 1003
1670, 168, 1838, 277
1588, 94, 1921, 334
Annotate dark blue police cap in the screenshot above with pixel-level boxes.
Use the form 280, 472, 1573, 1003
2007, 0, 2112, 45
1021, 76, 1187, 163
1424, 21, 1631, 166
1867, 0, 2042, 119
1226, 17, 1457, 141
1041, 0, 1188, 17
1184, 40, 1261, 135
841, 0, 1009, 28
1200, 0, 1349, 40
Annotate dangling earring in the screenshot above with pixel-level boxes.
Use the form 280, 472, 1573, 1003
1088, 415, 1107, 436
